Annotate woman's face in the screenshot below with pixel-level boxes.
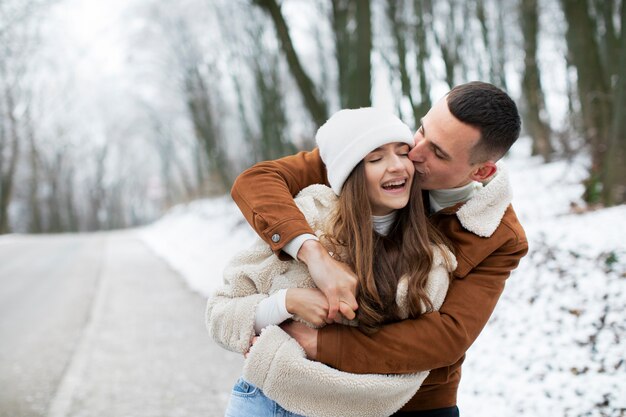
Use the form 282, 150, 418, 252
363, 142, 415, 216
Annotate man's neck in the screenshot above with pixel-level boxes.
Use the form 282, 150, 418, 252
429, 181, 482, 213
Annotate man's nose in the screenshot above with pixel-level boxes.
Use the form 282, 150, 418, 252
409, 139, 426, 162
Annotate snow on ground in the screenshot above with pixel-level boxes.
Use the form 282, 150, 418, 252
139, 137, 625, 417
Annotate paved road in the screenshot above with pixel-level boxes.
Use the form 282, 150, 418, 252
0, 232, 242, 417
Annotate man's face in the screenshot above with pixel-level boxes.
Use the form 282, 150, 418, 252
408, 96, 482, 190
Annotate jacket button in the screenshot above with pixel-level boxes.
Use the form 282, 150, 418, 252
271, 234, 281, 243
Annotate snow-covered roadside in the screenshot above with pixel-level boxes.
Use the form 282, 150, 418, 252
138, 197, 256, 297
138, 138, 626, 416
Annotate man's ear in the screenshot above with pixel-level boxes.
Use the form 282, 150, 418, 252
470, 161, 497, 182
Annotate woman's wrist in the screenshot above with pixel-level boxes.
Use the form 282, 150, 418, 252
285, 288, 299, 315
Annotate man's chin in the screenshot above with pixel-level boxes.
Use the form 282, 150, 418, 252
414, 175, 433, 190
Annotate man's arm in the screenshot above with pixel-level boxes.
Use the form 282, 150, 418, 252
315, 231, 529, 374
231, 148, 327, 258
231, 149, 358, 320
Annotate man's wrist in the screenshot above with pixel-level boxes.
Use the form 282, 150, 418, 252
283, 234, 319, 260
297, 239, 327, 264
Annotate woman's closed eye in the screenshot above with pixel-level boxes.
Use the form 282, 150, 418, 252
366, 155, 383, 163
397, 145, 410, 157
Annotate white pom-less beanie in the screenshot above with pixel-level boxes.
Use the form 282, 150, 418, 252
316, 108, 414, 195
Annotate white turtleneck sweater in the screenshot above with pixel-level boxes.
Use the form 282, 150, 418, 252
429, 181, 483, 213
253, 212, 398, 333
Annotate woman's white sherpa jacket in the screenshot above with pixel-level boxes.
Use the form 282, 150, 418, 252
206, 184, 457, 417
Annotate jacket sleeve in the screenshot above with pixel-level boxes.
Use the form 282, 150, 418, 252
230, 148, 328, 259
242, 325, 429, 417
316, 231, 529, 374
206, 241, 289, 354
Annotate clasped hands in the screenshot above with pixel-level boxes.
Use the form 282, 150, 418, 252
246, 240, 358, 360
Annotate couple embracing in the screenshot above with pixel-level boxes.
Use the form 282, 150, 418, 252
207, 81, 528, 417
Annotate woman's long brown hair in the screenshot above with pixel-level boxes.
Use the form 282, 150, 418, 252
322, 162, 452, 334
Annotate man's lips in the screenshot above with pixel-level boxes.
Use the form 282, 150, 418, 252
412, 162, 427, 175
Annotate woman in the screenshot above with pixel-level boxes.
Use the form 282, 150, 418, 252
207, 108, 456, 417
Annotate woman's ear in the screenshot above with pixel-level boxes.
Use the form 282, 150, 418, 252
470, 161, 497, 182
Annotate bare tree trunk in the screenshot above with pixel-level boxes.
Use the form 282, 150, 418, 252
87, 145, 109, 231
386, 1, 416, 120
0, 84, 20, 234
353, 0, 372, 108
594, 0, 619, 80
184, 65, 232, 192
434, 2, 462, 88
64, 166, 79, 232
45, 153, 65, 233
333, 0, 351, 108
26, 107, 43, 232
561, 0, 612, 204
495, 4, 509, 90
520, 0, 554, 161
333, 0, 372, 109
413, 0, 431, 119
602, 3, 625, 205
475, 0, 494, 83
254, 0, 328, 127
253, 54, 295, 161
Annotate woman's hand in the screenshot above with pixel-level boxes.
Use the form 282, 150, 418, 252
285, 288, 329, 327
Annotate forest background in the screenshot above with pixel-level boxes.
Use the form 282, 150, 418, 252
0, 0, 624, 234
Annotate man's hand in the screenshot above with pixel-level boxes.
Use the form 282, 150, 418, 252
281, 321, 318, 360
285, 288, 329, 327
297, 240, 358, 322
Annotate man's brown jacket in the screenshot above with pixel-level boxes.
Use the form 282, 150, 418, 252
230, 148, 528, 411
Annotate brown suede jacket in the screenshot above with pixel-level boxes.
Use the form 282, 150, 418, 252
230, 148, 529, 412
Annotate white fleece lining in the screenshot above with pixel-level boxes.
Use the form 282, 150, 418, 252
456, 161, 512, 237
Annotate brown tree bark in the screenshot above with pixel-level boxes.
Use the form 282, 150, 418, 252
0, 84, 20, 234
521, 0, 554, 161
254, 0, 328, 127
413, 0, 432, 119
561, 0, 612, 204
386, 1, 418, 124
353, 0, 372, 108
333, 0, 372, 109
26, 107, 43, 233
602, 2, 626, 205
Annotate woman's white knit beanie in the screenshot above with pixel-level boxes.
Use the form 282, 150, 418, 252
316, 107, 414, 195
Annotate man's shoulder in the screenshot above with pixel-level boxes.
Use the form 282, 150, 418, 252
497, 204, 527, 245
434, 204, 528, 277
436, 203, 526, 247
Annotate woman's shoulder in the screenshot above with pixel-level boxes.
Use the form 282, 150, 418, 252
295, 184, 337, 203
429, 243, 458, 272
294, 185, 338, 231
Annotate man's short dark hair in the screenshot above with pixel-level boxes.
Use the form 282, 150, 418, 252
447, 81, 521, 163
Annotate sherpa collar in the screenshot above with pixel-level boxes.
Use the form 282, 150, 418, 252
452, 161, 512, 238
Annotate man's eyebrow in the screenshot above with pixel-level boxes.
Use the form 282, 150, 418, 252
420, 118, 451, 159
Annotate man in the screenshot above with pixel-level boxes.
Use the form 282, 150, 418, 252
230, 82, 528, 416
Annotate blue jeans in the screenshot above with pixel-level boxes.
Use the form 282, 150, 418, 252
224, 377, 305, 417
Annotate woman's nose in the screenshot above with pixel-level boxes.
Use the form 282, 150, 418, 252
387, 154, 405, 171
